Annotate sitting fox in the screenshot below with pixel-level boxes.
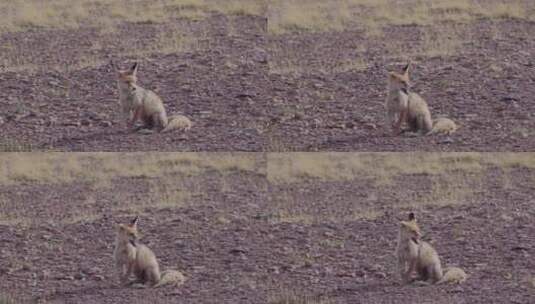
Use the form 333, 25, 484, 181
115, 62, 192, 133
113, 216, 186, 288
396, 212, 467, 285
386, 63, 433, 135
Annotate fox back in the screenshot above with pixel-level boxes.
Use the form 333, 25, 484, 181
415, 240, 443, 283
407, 92, 433, 134
131, 242, 161, 286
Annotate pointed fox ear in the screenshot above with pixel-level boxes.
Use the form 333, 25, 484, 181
130, 216, 139, 228
402, 62, 410, 77
408, 212, 415, 221
130, 62, 139, 75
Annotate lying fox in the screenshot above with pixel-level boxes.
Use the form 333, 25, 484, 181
115, 62, 192, 133
396, 212, 467, 285
113, 216, 186, 288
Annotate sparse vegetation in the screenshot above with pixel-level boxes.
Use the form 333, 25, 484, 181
0, 0, 266, 34
0, 295, 14, 304
265, 0, 535, 74
0, 153, 533, 302
269, 289, 332, 304
0, 153, 264, 224
268, 0, 535, 34
0, 0, 266, 73
0, 153, 260, 186
1, 0, 531, 36
2, 153, 533, 225
266, 153, 535, 184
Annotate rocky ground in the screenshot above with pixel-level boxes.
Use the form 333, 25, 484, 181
0, 13, 534, 151
0, 154, 533, 303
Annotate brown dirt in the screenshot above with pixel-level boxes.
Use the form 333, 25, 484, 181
0, 155, 534, 303
1, 14, 534, 151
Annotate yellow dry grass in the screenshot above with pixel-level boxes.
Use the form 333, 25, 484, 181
0, 153, 262, 185
268, 0, 535, 34
0, 1, 530, 35
267, 152, 535, 184
1, 153, 533, 225
0, 153, 264, 225
0, 1, 530, 74
266, 0, 535, 74
0, 0, 266, 34
268, 289, 333, 304
263, 152, 535, 224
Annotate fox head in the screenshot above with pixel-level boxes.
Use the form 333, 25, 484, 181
387, 62, 410, 93
117, 216, 141, 244
116, 62, 139, 91
399, 212, 421, 244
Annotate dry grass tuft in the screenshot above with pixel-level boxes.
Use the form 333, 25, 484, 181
0, 0, 532, 35
268, 43, 369, 75
0, 153, 265, 225
0, 153, 262, 186
268, 0, 352, 34
212, 0, 266, 16
268, 289, 332, 304
402, 173, 483, 209
0, 294, 17, 304
267, 0, 535, 34
0, 0, 266, 34
267, 153, 535, 184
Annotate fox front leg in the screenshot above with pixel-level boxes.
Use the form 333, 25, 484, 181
116, 262, 127, 284
121, 261, 135, 286
128, 107, 142, 130
124, 109, 134, 127
403, 259, 417, 284
393, 108, 407, 136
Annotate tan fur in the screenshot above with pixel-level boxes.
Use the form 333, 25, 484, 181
396, 213, 466, 285
396, 213, 443, 284
428, 117, 458, 135
437, 267, 467, 284
162, 115, 192, 133
406, 92, 433, 134
386, 64, 410, 135
115, 62, 191, 133
113, 217, 186, 288
154, 269, 187, 287
386, 63, 432, 135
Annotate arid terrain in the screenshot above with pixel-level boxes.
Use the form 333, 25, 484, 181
1, 0, 534, 151
0, 153, 534, 303
1, 2, 533, 304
